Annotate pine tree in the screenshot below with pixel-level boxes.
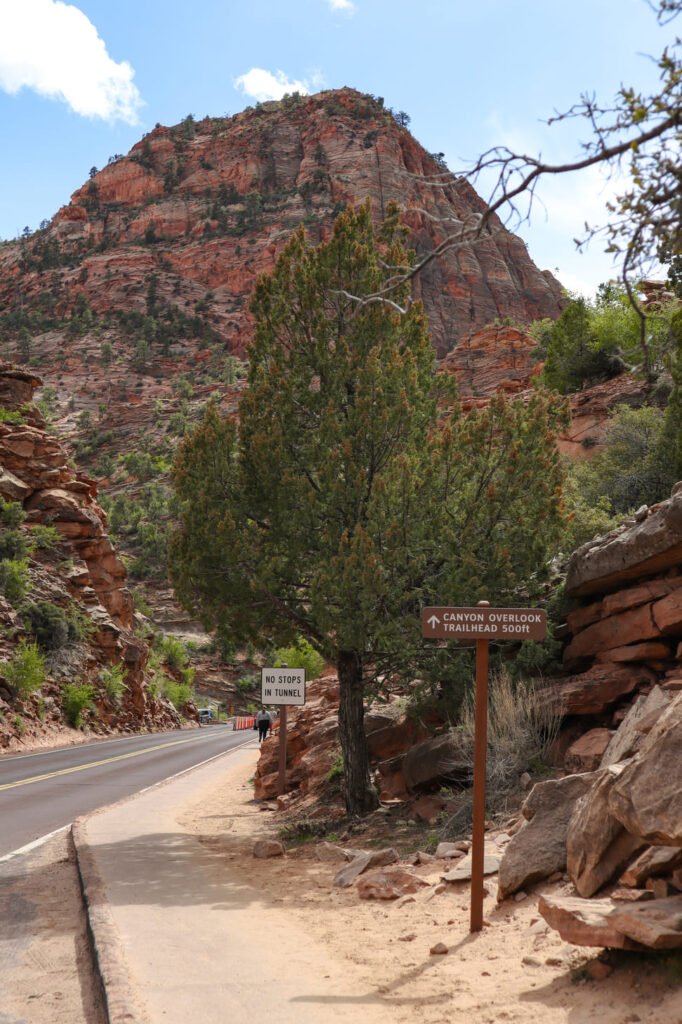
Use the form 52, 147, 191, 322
170, 203, 567, 816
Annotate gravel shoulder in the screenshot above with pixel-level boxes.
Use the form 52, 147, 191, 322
0, 831, 105, 1024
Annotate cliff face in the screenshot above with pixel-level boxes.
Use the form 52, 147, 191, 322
0, 365, 182, 749
0, 89, 563, 361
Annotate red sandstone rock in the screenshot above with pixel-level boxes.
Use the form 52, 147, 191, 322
549, 664, 656, 716
564, 729, 613, 773
563, 603, 662, 666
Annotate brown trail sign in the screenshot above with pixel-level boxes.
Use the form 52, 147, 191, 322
421, 606, 547, 642
422, 602, 547, 933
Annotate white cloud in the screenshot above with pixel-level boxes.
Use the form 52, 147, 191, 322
328, 0, 356, 12
234, 68, 312, 103
0, 0, 142, 123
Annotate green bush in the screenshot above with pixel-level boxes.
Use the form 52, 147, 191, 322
0, 499, 25, 529
62, 682, 95, 728
22, 601, 93, 650
29, 524, 62, 551
158, 634, 188, 671
273, 637, 325, 680
0, 558, 29, 606
100, 664, 126, 703
569, 405, 673, 516
2, 640, 46, 696
161, 677, 193, 710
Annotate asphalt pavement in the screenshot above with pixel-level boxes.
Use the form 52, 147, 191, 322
0, 726, 254, 859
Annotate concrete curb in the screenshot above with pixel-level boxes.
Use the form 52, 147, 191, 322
73, 817, 151, 1024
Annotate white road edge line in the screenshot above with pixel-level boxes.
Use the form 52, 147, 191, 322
0, 734, 256, 863
0, 726, 232, 764
0, 824, 71, 864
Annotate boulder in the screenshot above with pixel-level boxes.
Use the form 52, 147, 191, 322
565, 487, 682, 598
538, 894, 645, 950
564, 729, 613, 773
253, 840, 285, 859
609, 896, 682, 950
609, 693, 682, 845
0, 467, 30, 501
619, 846, 682, 887
442, 852, 500, 883
567, 765, 646, 897
401, 731, 467, 790
600, 686, 669, 767
497, 773, 598, 900
356, 867, 430, 901
333, 848, 399, 888
409, 794, 446, 824
315, 842, 352, 864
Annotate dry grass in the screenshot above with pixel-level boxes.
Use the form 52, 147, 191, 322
442, 668, 561, 832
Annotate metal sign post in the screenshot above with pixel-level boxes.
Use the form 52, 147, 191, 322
470, 603, 490, 933
277, 704, 288, 796
260, 667, 306, 797
421, 602, 546, 933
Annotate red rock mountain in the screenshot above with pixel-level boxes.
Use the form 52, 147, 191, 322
0, 88, 563, 363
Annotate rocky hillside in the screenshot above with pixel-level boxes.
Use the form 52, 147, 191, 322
0, 88, 563, 361
0, 365, 187, 749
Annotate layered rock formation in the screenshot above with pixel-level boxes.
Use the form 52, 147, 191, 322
0, 364, 180, 746
0, 89, 563, 362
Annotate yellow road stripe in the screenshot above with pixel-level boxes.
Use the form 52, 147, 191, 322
0, 735, 211, 792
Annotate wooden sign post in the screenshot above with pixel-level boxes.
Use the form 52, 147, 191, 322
421, 602, 547, 933
260, 667, 306, 796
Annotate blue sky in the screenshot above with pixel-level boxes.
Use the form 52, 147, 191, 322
0, 0, 674, 296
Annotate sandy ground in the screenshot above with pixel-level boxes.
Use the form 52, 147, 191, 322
2, 747, 680, 1024
0, 831, 104, 1024
181, 752, 682, 1024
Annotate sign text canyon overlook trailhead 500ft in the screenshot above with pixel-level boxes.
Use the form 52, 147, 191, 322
421, 607, 547, 642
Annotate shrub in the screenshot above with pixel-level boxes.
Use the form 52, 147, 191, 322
28, 524, 61, 551
273, 637, 325, 681
13, 714, 25, 736
161, 677, 193, 710
2, 640, 46, 696
445, 669, 560, 823
62, 682, 95, 728
158, 635, 188, 671
236, 673, 258, 693
0, 499, 25, 529
100, 664, 126, 704
325, 752, 344, 784
0, 558, 29, 606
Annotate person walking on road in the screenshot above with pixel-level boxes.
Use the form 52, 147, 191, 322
256, 707, 272, 743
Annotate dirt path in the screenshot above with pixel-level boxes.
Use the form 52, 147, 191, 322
0, 832, 104, 1024
181, 756, 682, 1024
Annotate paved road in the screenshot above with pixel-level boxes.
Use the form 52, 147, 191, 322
0, 726, 256, 858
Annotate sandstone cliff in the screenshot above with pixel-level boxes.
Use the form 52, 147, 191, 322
0, 364, 183, 749
0, 88, 563, 362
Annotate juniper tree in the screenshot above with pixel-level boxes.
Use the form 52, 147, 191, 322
170, 203, 567, 816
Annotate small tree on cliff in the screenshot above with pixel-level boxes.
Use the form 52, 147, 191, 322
170, 203, 567, 816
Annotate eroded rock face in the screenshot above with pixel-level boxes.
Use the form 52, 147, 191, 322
497, 773, 598, 900
0, 364, 179, 740
0, 91, 563, 365
567, 765, 646, 898
566, 490, 682, 598
609, 693, 682, 846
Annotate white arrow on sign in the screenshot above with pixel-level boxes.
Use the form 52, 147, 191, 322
427, 615, 440, 629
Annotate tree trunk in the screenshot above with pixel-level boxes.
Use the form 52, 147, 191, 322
337, 649, 379, 816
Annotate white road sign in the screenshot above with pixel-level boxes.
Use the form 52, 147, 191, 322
261, 667, 306, 706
